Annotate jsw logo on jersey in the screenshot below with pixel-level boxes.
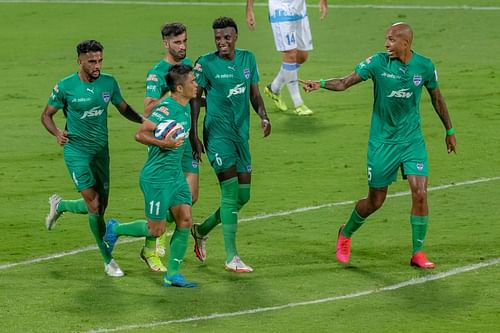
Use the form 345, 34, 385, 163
80, 106, 105, 119
387, 88, 413, 98
227, 83, 246, 98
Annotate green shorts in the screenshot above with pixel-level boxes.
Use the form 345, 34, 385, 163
140, 174, 192, 221
205, 136, 252, 174
367, 139, 428, 188
63, 143, 109, 196
182, 143, 199, 174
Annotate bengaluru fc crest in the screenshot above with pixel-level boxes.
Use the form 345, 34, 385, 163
102, 92, 111, 103
244, 68, 250, 79
413, 74, 422, 86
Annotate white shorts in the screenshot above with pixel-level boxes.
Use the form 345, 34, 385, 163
270, 17, 313, 52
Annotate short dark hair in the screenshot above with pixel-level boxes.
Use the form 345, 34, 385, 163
161, 22, 187, 39
76, 40, 103, 56
166, 64, 193, 92
212, 16, 238, 33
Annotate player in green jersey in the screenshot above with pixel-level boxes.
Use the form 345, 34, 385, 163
140, 22, 199, 273
300, 22, 457, 269
103, 64, 198, 288
41, 40, 144, 277
190, 17, 271, 273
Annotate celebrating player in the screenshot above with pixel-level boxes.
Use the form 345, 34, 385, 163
301, 22, 456, 268
139, 22, 200, 273
246, 0, 328, 116
190, 17, 271, 273
41, 40, 144, 277
103, 64, 198, 288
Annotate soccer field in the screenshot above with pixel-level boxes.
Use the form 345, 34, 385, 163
1, 1, 500, 332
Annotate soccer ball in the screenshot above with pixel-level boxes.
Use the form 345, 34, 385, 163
154, 119, 185, 140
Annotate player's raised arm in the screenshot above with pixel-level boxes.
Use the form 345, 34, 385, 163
41, 104, 68, 146
300, 72, 363, 92
427, 87, 456, 154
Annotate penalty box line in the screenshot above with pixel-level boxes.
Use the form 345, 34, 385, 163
0, 176, 499, 271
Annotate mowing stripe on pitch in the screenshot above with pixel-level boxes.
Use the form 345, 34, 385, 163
81, 257, 500, 333
1, 176, 499, 271
0, 0, 499, 11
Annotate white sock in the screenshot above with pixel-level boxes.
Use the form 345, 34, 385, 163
270, 62, 298, 94
286, 64, 303, 107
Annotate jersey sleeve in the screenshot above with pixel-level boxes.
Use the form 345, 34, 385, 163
424, 61, 439, 90
145, 70, 166, 99
111, 77, 125, 106
193, 57, 208, 89
354, 54, 380, 81
47, 81, 65, 109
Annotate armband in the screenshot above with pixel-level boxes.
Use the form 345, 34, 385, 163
320, 79, 326, 89
446, 127, 455, 136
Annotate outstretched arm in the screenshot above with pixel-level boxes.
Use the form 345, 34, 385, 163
246, 0, 256, 30
300, 72, 363, 92
115, 101, 144, 124
428, 87, 456, 154
250, 83, 271, 137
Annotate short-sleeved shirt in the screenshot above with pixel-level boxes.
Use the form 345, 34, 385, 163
268, 0, 307, 23
139, 96, 192, 184
355, 51, 439, 144
47, 72, 124, 151
193, 49, 259, 142
145, 58, 193, 99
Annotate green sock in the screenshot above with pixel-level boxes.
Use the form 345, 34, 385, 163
114, 219, 150, 237
342, 209, 366, 237
144, 236, 156, 250
197, 208, 220, 236
410, 215, 429, 254
88, 214, 112, 264
57, 198, 88, 214
223, 224, 238, 262
219, 178, 239, 262
237, 184, 251, 211
166, 227, 189, 277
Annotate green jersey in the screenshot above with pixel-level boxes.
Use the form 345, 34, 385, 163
194, 49, 259, 142
47, 72, 124, 150
145, 58, 193, 99
140, 96, 191, 183
355, 51, 439, 144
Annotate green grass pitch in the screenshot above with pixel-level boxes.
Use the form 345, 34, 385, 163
1, 0, 500, 332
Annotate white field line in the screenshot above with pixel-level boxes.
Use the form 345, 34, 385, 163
0, 0, 499, 11
81, 257, 500, 333
1, 176, 499, 271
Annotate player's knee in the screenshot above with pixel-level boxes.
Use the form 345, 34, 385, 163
282, 49, 298, 63
411, 188, 428, 208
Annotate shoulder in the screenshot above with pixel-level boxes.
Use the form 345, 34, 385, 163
57, 73, 79, 88
236, 48, 255, 59
182, 57, 193, 66
195, 51, 217, 64
411, 51, 435, 68
98, 72, 118, 83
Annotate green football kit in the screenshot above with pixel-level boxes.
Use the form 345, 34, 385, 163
140, 96, 192, 221
355, 51, 439, 188
194, 48, 259, 174
47, 72, 125, 265
48, 72, 124, 194
145, 58, 198, 174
